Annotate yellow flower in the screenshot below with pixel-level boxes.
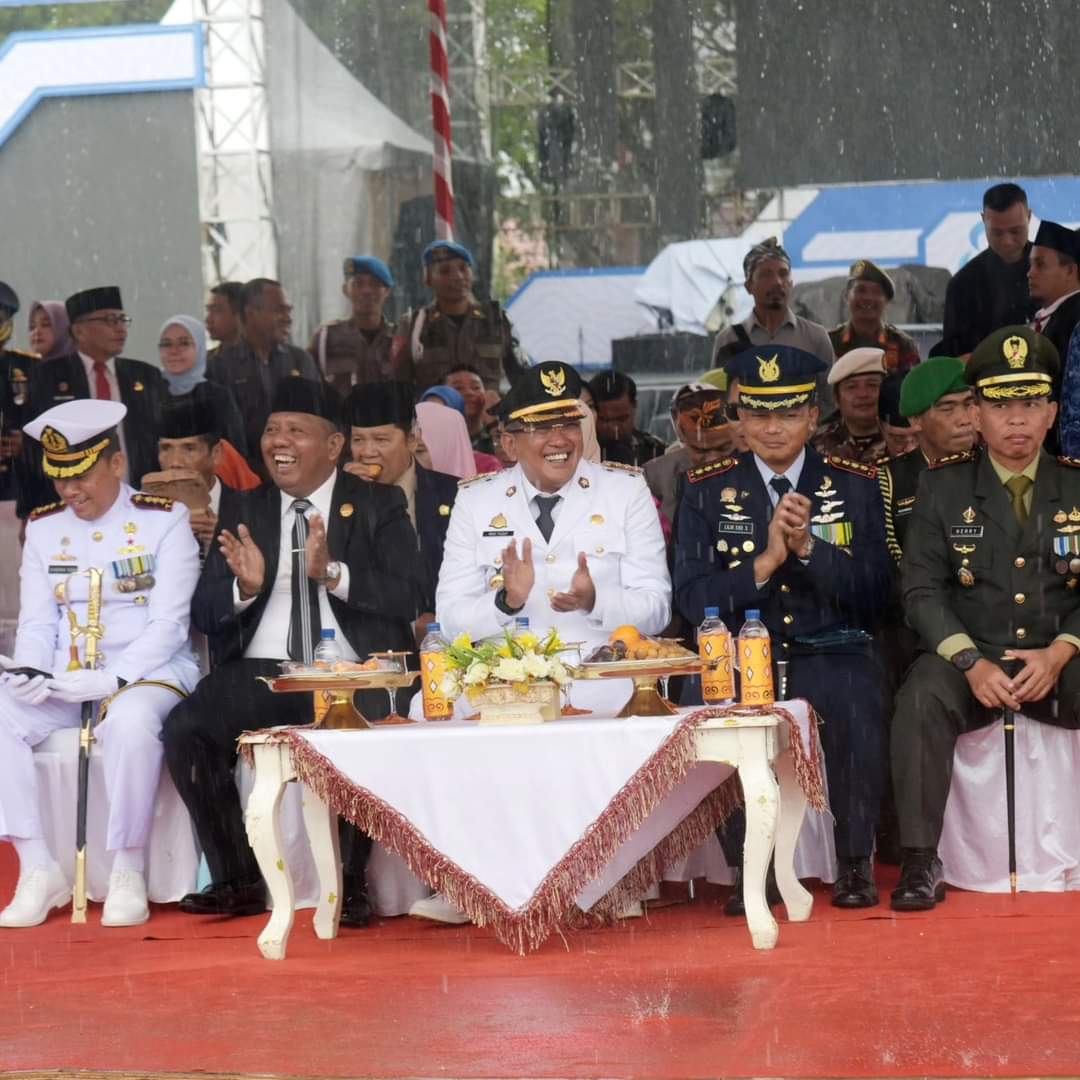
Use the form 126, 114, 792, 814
495, 644, 513, 659
452, 633, 473, 651
516, 631, 539, 651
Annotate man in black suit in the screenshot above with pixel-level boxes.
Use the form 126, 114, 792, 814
206, 278, 319, 479
341, 382, 454, 630
940, 183, 1037, 358
162, 378, 426, 921
1029, 220, 1080, 361
18, 286, 166, 517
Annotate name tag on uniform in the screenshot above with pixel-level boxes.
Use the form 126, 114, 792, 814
482, 529, 514, 538
717, 521, 754, 536
49, 564, 78, 575
950, 525, 984, 539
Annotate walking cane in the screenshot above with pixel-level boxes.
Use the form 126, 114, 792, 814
1000, 656, 1022, 897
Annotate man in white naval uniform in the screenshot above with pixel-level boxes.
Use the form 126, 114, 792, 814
411, 361, 671, 922
0, 400, 200, 928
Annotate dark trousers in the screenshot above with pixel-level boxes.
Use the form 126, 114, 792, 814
162, 658, 372, 889
892, 652, 1080, 850
720, 647, 887, 863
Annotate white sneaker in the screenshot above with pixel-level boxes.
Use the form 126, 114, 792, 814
0, 861, 71, 928
102, 869, 149, 927
408, 892, 470, 925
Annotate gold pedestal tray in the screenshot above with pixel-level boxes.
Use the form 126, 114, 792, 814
257, 669, 420, 730
572, 653, 704, 718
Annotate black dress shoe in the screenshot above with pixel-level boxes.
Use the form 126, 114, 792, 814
723, 866, 783, 916
178, 880, 266, 917
831, 856, 879, 908
339, 890, 372, 929
891, 849, 946, 912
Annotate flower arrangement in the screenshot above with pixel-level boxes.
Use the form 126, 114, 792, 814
441, 628, 574, 704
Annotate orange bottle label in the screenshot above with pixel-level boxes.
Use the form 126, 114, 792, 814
700, 631, 734, 702
738, 637, 774, 705
420, 649, 453, 719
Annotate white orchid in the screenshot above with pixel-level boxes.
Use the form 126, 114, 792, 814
462, 662, 491, 686
492, 657, 527, 683
521, 651, 551, 679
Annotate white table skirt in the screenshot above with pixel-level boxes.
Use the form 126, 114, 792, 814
941, 716, 1080, 892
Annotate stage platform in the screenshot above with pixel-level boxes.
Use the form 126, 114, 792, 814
2, 840, 1079, 1079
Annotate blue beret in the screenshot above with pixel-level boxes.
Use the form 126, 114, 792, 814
343, 256, 394, 288
422, 240, 475, 267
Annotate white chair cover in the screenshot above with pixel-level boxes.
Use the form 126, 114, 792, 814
941, 716, 1080, 892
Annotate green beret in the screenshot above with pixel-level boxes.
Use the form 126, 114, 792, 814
899, 356, 969, 417
966, 325, 1059, 401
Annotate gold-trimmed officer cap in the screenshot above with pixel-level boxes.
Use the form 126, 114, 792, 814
966, 326, 1060, 402
24, 400, 127, 479
730, 346, 826, 411
497, 362, 586, 428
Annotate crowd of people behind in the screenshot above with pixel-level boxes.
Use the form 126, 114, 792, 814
1, 180, 1080, 933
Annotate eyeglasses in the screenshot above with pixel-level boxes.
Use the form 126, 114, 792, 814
513, 420, 582, 437
78, 315, 132, 327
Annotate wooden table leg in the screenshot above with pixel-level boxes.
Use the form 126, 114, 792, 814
301, 783, 343, 940
772, 745, 813, 922
737, 738, 780, 951
245, 743, 296, 960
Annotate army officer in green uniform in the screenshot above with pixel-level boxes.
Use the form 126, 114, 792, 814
891, 326, 1080, 911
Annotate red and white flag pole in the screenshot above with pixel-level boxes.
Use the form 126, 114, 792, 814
428, 0, 455, 241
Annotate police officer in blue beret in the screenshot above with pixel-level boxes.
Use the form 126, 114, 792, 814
309, 257, 398, 396
674, 345, 892, 910
393, 240, 525, 394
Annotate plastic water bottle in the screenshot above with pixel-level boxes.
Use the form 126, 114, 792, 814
737, 608, 774, 705
419, 622, 452, 720
698, 607, 734, 704
313, 628, 343, 666
513, 616, 530, 634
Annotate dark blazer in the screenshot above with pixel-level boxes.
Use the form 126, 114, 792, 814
674, 446, 891, 641
940, 245, 1036, 356
194, 469, 425, 668
206, 342, 319, 477
414, 462, 458, 599
19, 353, 166, 516
1040, 292, 1080, 365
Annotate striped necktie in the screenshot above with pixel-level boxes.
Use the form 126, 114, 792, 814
287, 498, 322, 663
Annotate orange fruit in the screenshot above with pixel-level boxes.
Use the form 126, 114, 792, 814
610, 625, 642, 648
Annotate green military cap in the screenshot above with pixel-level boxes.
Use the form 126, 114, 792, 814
966, 325, 1060, 401
847, 258, 895, 302
899, 356, 969, 417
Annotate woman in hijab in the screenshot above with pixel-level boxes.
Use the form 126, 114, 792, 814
27, 300, 73, 360
157, 315, 255, 486
419, 384, 467, 416
415, 400, 499, 478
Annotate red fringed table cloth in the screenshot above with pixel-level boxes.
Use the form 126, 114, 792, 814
239, 701, 826, 958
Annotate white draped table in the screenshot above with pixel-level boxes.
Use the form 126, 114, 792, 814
239, 701, 827, 959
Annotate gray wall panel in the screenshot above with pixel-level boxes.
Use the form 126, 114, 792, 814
735, 0, 1080, 188
0, 91, 203, 363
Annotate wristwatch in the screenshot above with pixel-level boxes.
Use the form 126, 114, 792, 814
951, 647, 982, 672
321, 561, 342, 587
495, 588, 525, 615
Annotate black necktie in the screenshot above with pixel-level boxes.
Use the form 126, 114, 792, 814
287, 498, 322, 664
535, 495, 560, 543
769, 476, 792, 502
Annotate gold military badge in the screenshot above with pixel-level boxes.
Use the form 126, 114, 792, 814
757, 354, 781, 383
962, 506, 976, 524
41, 427, 68, 453
1003, 335, 1028, 369
540, 365, 567, 397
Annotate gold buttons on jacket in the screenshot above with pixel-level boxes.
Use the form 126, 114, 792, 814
1014, 593, 1025, 605
1014, 557, 1025, 568
1016, 628, 1027, 640
595, 546, 604, 555
783, 614, 794, 625
780, 584, 791, 594
545, 553, 556, 563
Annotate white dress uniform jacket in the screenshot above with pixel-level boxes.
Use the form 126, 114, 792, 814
435, 458, 671, 712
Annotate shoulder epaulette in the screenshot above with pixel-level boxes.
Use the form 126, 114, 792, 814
1059, 455, 1080, 468
826, 454, 878, 480
29, 500, 64, 521
601, 461, 643, 476
929, 449, 977, 471
687, 457, 738, 485
132, 492, 175, 511
458, 471, 498, 488
4, 347, 38, 362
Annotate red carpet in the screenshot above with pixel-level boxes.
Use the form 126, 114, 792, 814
2, 839, 1080, 1078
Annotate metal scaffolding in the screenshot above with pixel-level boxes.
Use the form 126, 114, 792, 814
193, 0, 278, 287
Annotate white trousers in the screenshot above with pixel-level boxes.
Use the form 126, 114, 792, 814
0, 682, 182, 852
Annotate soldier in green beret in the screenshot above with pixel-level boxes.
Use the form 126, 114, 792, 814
829, 259, 921, 375
891, 326, 1080, 911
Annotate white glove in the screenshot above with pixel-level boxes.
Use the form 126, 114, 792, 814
45, 670, 120, 704
8, 674, 52, 706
